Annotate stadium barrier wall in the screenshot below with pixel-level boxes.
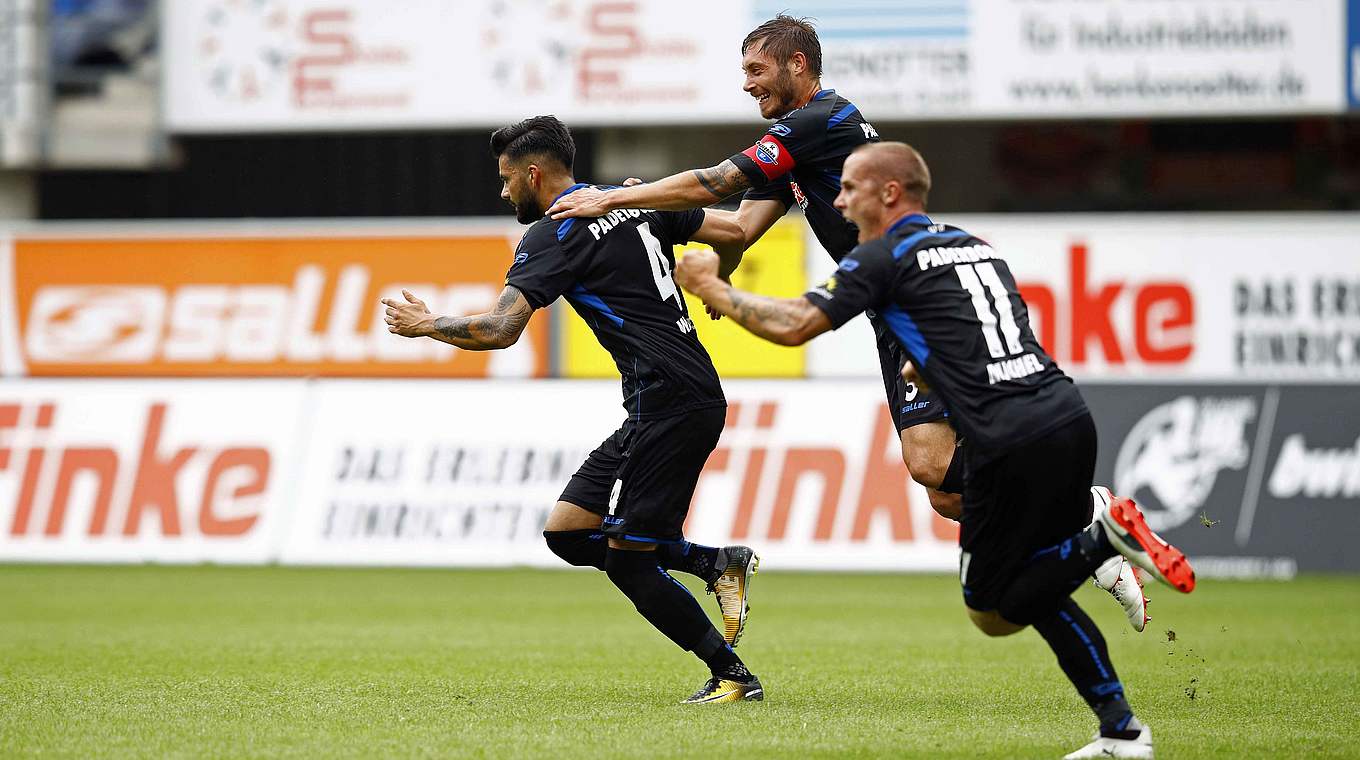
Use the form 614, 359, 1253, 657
1, 377, 1357, 573
0, 215, 1356, 571
159, 0, 1350, 131
3, 214, 1357, 381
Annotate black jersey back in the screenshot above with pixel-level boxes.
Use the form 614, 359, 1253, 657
804, 213, 1088, 461
729, 89, 880, 262
505, 183, 725, 420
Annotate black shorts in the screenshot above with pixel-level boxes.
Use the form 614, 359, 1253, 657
958, 413, 1098, 612
871, 314, 949, 431
558, 406, 725, 543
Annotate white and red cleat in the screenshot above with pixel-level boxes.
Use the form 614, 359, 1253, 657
1096, 490, 1196, 594
1090, 487, 1150, 632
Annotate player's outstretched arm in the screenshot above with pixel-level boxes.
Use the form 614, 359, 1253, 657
382, 286, 533, 351
547, 160, 752, 219
690, 209, 746, 254
675, 249, 831, 346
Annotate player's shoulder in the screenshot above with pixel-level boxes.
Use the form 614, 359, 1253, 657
521, 216, 561, 245
770, 89, 841, 133
843, 235, 896, 266
885, 215, 983, 255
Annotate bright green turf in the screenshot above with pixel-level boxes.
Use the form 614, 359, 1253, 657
1, 566, 1357, 759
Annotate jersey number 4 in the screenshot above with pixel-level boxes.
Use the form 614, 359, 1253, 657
637, 222, 683, 310
956, 262, 1023, 359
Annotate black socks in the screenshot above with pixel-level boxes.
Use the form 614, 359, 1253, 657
655, 541, 725, 585
543, 530, 724, 584
1032, 599, 1139, 739
996, 521, 1118, 625
692, 628, 754, 682
603, 548, 750, 675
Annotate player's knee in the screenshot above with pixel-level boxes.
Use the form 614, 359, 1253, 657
543, 529, 607, 571
968, 608, 1025, 637
603, 549, 664, 608
902, 446, 945, 489
928, 489, 962, 521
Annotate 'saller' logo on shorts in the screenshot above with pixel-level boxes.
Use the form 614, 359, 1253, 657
754, 140, 781, 165
1114, 395, 1257, 531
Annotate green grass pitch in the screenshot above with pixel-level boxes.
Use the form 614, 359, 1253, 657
2, 565, 1357, 758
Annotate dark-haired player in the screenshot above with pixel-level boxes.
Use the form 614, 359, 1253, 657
384, 116, 762, 703
549, 14, 1149, 632
675, 142, 1197, 757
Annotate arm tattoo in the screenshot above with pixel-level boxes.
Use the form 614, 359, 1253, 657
720, 285, 823, 345
431, 286, 533, 349
692, 160, 752, 201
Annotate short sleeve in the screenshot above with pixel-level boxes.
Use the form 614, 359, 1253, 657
503, 225, 575, 310
651, 208, 706, 245
742, 181, 794, 208
728, 108, 825, 187
803, 241, 897, 329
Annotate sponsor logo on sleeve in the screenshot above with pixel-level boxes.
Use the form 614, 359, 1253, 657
769, 123, 792, 137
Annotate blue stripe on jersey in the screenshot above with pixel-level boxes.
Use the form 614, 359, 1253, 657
891, 229, 971, 260
550, 183, 591, 242
567, 284, 624, 327
887, 213, 934, 236
882, 304, 931, 366
827, 103, 859, 128
814, 89, 834, 100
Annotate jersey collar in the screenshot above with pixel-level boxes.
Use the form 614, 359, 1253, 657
813, 88, 835, 100
551, 183, 591, 205
887, 213, 933, 236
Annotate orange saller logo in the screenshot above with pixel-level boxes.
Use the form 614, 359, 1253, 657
15, 234, 548, 377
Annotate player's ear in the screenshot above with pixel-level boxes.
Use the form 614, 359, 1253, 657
789, 51, 807, 77
526, 163, 541, 190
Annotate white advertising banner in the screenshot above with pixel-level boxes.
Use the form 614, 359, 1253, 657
162, 0, 753, 132
0, 0, 45, 165
0, 380, 309, 563
969, 0, 1347, 118
161, 0, 1349, 131
282, 379, 959, 570
805, 213, 1360, 382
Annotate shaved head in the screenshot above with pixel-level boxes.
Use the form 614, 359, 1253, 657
851, 142, 931, 206
834, 142, 932, 243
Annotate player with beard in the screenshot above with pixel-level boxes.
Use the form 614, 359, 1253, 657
549, 15, 1149, 632
384, 116, 762, 703
673, 142, 1197, 758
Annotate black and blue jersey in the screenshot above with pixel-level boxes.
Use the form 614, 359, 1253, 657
804, 213, 1088, 461
728, 88, 880, 262
505, 183, 726, 420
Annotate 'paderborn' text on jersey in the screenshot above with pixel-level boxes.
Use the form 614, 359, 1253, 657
804, 213, 1087, 461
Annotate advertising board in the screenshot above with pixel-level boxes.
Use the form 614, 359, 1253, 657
0, 380, 308, 563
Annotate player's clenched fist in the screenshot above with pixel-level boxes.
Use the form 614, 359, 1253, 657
382, 289, 435, 338
675, 248, 721, 296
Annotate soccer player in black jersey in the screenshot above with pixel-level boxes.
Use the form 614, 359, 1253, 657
548, 14, 1150, 632
382, 116, 762, 704
545, 16, 970, 517
674, 142, 1199, 758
